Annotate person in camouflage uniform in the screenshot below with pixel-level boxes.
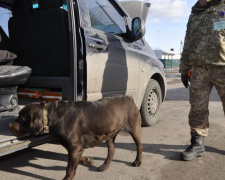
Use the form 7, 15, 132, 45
180, 0, 225, 161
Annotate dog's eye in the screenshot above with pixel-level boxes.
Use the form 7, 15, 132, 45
17, 117, 26, 124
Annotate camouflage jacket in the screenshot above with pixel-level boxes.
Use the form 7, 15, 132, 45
180, 0, 225, 74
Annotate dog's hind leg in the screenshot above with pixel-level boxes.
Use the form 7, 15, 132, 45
97, 136, 116, 172
129, 130, 142, 167
128, 114, 142, 167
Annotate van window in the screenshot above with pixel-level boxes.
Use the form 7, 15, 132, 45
0, 6, 11, 35
86, 0, 126, 35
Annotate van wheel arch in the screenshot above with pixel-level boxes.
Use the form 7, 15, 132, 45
151, 73, 165, 102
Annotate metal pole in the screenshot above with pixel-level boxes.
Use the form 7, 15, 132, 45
180, 40, 183, 54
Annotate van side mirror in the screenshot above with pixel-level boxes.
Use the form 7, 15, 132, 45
131, 17, 145, 41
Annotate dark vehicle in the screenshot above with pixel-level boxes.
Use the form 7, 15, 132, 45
0, 0, 166, 156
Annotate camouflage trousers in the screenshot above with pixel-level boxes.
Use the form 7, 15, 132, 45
189, 66, 225, 137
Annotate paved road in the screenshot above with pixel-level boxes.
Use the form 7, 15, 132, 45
0, 69, 225, 180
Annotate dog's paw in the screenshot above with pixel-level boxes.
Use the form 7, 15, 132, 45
132, 160, 142, 167
97, 164, 109, 172
85, 156, 94, 165
80, 156, 94, 165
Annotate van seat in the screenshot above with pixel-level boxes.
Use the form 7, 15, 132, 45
33, 0, 70, 76
0, 26, 10, 51
8, 0, 35, 72
9, 0, 70, 76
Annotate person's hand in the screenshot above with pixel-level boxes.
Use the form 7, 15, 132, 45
181, 73, 189, 88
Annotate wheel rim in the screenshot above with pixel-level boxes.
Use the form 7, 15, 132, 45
147, 89, 158, 117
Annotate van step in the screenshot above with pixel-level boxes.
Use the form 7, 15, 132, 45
0, 131, 17, 144
0, 135, 54, 156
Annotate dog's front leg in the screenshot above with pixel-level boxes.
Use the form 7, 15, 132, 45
98, 137, 115, 172
63, 146, 84, 180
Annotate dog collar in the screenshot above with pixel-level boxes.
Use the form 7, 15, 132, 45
43, 104, 49, 134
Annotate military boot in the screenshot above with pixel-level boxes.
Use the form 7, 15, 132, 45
180, 133, 205, 161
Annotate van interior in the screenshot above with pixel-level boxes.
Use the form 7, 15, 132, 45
0, 0, 77, 105
0, 0, 76, 154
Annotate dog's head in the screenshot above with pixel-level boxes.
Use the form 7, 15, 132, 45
9, 102, 45, 137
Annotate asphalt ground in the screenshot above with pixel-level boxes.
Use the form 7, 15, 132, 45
0, 69, 225, 180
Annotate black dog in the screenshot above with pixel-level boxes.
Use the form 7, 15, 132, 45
9, 95, 142, 180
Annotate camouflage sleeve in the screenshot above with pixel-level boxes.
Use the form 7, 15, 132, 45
179, 14, 193, 74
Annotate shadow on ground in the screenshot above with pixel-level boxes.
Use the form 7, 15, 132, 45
0, 142, 224, 179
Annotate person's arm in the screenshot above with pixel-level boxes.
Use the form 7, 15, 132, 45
180, 14, 194, 88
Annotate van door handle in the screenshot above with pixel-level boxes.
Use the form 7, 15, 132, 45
88, 42, 108, 51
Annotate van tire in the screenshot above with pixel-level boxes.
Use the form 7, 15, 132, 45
141, 79, 162, 127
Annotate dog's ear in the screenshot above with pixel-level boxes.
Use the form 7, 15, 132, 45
30, 112, 43, 135
9, 121, 20, 136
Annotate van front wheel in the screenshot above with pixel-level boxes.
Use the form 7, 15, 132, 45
141, 79, 162, 127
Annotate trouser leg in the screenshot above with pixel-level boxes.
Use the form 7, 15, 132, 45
181, 66, 211, 161
210, 66, 225, 115
189, 67, 213, 137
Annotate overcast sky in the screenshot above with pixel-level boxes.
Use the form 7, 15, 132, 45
146, 0, 196, 53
